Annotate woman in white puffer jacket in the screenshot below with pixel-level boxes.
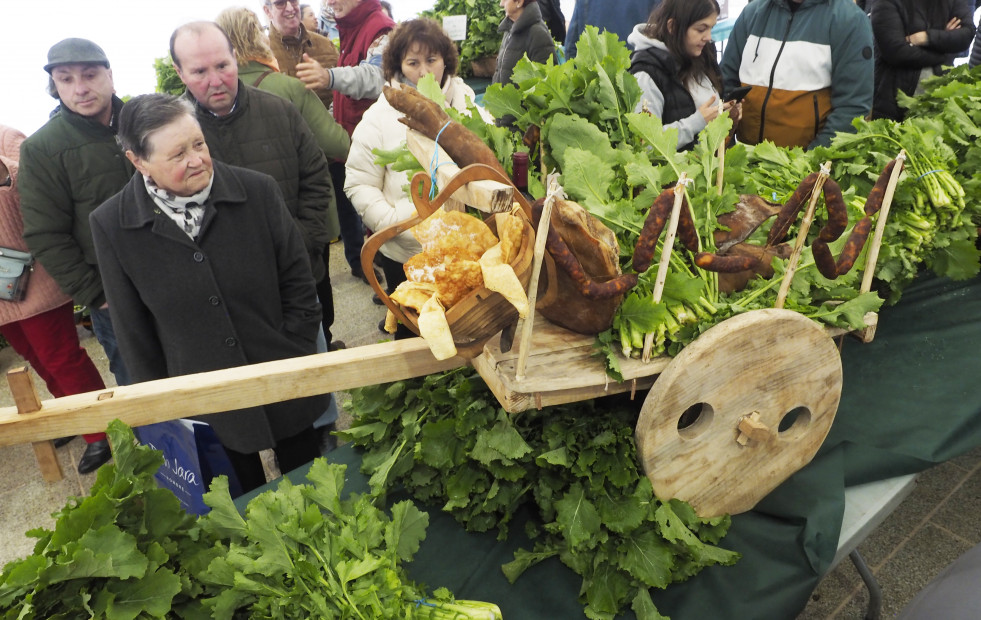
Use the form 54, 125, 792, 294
345, 18, 493, 309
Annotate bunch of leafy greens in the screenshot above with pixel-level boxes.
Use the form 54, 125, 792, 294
0, 422, 493, 620
340, 368, 740, 620
0, 420, 219, 619
196, 460, 431, 619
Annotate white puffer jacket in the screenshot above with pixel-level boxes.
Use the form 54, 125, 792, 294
345, 77, 493, 263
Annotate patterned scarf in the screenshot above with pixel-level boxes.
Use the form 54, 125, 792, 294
143, 173, 213, 240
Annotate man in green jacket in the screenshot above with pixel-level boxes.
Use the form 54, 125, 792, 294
18, 38, 133, 474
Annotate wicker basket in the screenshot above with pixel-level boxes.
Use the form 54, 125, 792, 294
360, 164, 535, 355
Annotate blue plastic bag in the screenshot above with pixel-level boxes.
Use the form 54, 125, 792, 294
135, 419, 242, 515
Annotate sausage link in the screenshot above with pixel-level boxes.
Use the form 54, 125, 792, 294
581, 273, 641, 299
767, 172, 819, 245
676, 196, 700, 253
811, 239, 839, 279
834, 215, 874, 275
632, 187, 674, 272
818, 179, 848, 243
694, 252, 760, 273
865, 159, 897, 216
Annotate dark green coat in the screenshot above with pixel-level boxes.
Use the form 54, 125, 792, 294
187, 82, 334, 281
238, 60, 350, 162
18, 96, 133, 308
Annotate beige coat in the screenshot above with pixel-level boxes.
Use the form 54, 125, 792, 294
345, 78, 493, 263
0, 125, 72, 326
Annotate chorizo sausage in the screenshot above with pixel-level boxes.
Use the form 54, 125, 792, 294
811, 239, 839, 279
693, 252, 760, 273
817, 179, 848, 243
865, 159, 897, 216
767, 172, 819, 245
834, 215, 874, 276
632, 187, 674, 272
676, 196, 700, 253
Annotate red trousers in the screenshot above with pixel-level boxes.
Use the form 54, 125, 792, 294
1, 303, 107, 443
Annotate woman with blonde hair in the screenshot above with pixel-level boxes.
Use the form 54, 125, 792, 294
216, 6, 348, 352
215, 7, 348, 162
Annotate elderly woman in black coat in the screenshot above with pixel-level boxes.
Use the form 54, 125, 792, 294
871, 0, 975, 121
90, 93, 326, 493
492, 0, 556, 86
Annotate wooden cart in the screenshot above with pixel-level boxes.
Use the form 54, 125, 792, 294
0, 138, 901, 519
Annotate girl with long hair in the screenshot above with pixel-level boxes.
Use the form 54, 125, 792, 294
628, 0, 739, 149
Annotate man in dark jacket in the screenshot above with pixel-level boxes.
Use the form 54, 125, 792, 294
170, 21, 340, 449
18, 38, 133, 474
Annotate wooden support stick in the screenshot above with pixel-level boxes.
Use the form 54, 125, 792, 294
861, 151, 907, 294
716, 101, 726, 195
775, 161, 832, 309
515, 176, 559, 380
8, 367, 63, 482
642, 173, 688, 362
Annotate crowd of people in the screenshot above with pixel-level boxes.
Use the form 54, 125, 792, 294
1, 0, 979, 489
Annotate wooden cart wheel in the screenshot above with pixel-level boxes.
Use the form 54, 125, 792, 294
635, 309, 842, 518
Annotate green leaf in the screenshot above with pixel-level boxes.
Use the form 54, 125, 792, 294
554, 484, 602, 550
102, 566, 182, 620
501, 547, 558, 583
416, 73, 446, 107
928, 238, 980, 280
47, 525, 147, 583
201, 476, 248, 541
559, 148, 615, 210
387, 500, 429, 562
301, 458, 345, 515
548, 113, 615, 169
631, 588, 669, 620
622, 529, 675, 588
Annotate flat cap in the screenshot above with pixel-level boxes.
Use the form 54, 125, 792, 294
44, 38, 110, 73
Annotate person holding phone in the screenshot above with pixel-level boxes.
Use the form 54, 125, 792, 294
628, 0, 739, 151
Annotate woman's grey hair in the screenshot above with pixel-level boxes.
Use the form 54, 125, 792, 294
118, 93, 197, 159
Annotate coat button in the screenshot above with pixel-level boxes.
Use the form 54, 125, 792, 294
224, 337, 237, 347
193, 252, 204, 262
209, 295, 220, 306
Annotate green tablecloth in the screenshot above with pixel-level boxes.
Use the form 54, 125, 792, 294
243, 272, 981, 619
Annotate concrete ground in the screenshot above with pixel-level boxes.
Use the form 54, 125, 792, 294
2, 242, 980, 618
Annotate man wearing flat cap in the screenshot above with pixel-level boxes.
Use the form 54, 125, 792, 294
18, 38, 134, 474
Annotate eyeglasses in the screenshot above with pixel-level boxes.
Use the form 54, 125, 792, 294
268, 0, 299, 9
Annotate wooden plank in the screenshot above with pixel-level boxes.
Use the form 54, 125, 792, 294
473, 309, 873, 415
8, 366, 63, 481
405, 130, 514, 213
0, 339, 466, 447
473, 317, 665, 413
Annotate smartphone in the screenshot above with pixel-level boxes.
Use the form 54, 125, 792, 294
724, 85, 752, 102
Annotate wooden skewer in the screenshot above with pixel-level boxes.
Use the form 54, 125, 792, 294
716, 100, 726, 195
515, 176, 560, 380
775, 161, 832, 309
642, 172, 688, 362
861, 150, 907, 294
